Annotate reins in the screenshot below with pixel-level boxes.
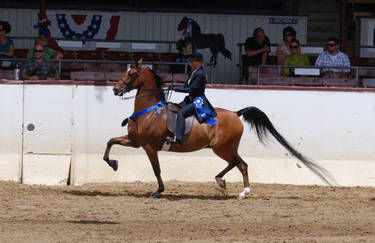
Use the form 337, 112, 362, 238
120, 88, 171, 101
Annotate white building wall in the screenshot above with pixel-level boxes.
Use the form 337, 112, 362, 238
0, 82, 374, 187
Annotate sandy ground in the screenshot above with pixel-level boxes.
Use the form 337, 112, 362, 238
0, 181, 374, 242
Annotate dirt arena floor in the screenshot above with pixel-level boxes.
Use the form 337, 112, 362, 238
0, 181, 375, 242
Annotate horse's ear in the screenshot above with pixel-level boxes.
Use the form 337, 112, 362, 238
137, 58, 143, 65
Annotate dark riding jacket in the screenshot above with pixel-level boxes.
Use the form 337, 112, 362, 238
171, 66, 217, 123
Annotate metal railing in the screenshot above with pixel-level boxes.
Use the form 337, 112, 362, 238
0, 57, 216, 83
10, 36, 178, 52
248, 64, 375, 87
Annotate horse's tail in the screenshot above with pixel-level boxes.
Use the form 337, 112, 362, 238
217, 33, 232, 60
237, 106, 337, 186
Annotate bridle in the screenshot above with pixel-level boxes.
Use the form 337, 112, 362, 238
116, 68, 139, 96
117, 67, 170, 101
122, 70, 139, 92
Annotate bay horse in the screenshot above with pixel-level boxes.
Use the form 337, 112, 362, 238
177, 16, 232, 66
103, 60, 335, 199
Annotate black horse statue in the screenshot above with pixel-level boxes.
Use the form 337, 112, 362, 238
177, 16, 232, 66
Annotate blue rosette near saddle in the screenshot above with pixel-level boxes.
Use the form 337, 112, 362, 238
193, 97, 217, 127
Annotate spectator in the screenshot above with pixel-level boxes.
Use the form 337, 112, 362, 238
172, 39, 192, 74
0, 20, 15, 68
26, 35, 63, 59
20, 42, 58, 80
315, 37, 350, 78
277, 26, 297, 65
242, 27, 271, 81
283, 39, 310, 76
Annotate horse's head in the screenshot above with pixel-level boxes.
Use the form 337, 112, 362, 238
177, 16, 188, 31
113, 59, 144, 96
113, 59, 165, 100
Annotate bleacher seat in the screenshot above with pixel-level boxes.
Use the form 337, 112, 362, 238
110, 63, 128, 72
362, 79, 375, 88
324, 78, 358, 87
0, 69, 14, 79
172, 74, 187, 83
158, 52, 178, 62
14, 49, 28, 58
76, 50, 103, 60
104, 51, 131, 61
131, 52, 159, 61
70, 71, 105, 81
248, 66, 279, 84
106, 72, 123, 81
62, 50, 75, 60
260, 76, 293, 86
293, 77, 323, 86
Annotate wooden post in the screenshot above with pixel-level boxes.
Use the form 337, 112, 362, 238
340, 0, 347, 52
40, 0, 46, 18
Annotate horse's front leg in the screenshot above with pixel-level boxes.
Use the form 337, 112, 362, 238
103, 135, 138, 171
144, 146, 164, 198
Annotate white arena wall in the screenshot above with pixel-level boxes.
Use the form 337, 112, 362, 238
1, 82, 375, 187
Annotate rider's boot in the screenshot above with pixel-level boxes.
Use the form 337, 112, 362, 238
171, 135, 183, 146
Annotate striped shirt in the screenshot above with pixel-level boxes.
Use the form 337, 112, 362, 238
314, 51, 350, 73
21, 59, 57, 79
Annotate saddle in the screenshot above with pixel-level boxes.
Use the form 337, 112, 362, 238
166, 103, 194, 135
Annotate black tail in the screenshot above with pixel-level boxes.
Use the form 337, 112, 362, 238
237, 106, 337, 186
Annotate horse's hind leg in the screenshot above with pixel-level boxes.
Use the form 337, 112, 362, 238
212, 149, 239, 190
103, 135, 138, 171
214, 161, 239, 190
213, 147, 251, 199
144, 147, 165, 199
234, 153, 251, 199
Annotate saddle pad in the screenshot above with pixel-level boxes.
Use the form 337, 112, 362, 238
166, 103, 194, 135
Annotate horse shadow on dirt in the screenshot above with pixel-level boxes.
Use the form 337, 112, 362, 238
68, 220, 120, 225
63, 189, 237, 200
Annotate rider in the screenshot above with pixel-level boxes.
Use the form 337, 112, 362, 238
168, 52, 216, 146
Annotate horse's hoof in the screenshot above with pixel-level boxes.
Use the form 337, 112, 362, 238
108, 160, 118, 171
238, 187, 250, 200
215, 177, 226, 190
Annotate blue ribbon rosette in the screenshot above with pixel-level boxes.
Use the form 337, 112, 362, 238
193, 97, 217, 127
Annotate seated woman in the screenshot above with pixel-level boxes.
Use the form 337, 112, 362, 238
0, 21, 15, 68
283, 39, 310, 76
277, 26, 297, 65
27, 35, 63, 59
171, 39, 193, 74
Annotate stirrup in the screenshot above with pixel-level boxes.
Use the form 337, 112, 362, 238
170, 136, 183, 146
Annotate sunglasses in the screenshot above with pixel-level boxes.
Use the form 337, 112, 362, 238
34, 49, 44, 53
327, 43, 336, 47
290, 45, 299, 49
284, 34, 293, 37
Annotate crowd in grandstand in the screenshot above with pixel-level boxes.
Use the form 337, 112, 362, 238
242, 26, 351, 81
0, 20, 359, 84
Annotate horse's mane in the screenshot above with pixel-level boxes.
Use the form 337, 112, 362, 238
190, 18, 201, 35
147, 67, 165, 102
